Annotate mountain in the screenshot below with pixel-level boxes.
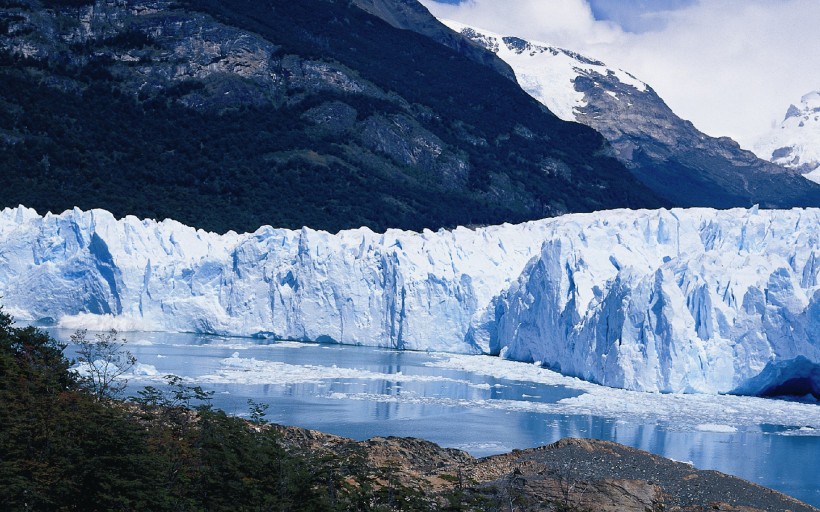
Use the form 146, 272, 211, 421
0, 0, 663, 234
754, 91, 820, 184
443, 21, 820, 209
2, 205, 818, 396
350, 0, 517, 81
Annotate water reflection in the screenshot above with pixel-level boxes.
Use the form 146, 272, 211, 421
50, 328, 819, 507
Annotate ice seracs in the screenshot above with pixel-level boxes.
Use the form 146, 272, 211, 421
0, 206, 547, 353
0, 205, 818, 396
754, 90, 820, 184
475, 208, 820, 394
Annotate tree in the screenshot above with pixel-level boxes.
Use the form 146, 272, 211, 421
247, 398, 270, 425
0, 310, 165, 510
71, 328, 136, 400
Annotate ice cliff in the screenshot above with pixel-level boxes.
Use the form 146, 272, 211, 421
1, 205, 818, 395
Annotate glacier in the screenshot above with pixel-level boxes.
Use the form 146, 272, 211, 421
0, 205, 818, 395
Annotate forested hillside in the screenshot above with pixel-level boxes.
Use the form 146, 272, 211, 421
0, 0, 664, 234
2, 305, 478, 510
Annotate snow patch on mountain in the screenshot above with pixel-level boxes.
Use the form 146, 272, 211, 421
754, 91, 820, 183
0, 206, 818, 395
441, 21, 820, 211
442, 20, 646, 122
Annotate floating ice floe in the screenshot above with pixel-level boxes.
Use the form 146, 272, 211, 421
154, 350, 820, 433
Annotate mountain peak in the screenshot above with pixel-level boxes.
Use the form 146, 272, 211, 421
754, 89, 820, 183
443, 20, 646, 122
800, 90, 820, 108
443, 20, 820, 208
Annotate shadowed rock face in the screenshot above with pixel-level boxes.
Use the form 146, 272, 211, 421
273, 426, 819, 511
351, 0, 517, 81
0, 0, 663, 234
572, 71, 820, 209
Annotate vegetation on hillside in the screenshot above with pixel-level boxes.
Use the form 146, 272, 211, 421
0, 0, 664, 234
2, 308, 813, 511
0, 308, 321, 510
0, 308, 519, 511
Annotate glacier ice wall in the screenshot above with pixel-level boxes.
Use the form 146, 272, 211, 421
471, 207, 820, 393
0, 205, 818, 393
0, 206, 546, 353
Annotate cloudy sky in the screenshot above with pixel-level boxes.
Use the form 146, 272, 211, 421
420, 0, 820, 150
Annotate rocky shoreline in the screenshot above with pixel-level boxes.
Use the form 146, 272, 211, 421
273, 425, 818, 511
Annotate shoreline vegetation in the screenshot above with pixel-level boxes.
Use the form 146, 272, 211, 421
1, 311, 816, 511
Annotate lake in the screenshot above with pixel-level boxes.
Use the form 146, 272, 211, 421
53, 328, 820, 508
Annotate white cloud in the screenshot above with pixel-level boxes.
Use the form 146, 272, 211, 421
422, 0, 623, 47
420, 0, 820, 149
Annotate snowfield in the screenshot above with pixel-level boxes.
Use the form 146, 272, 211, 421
754, 91, 820, 184
0, 205, 818, 395
440, 19, 647, 123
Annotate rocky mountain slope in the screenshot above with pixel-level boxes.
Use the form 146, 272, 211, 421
0, 0, 662, 234
273, 426, 819, 512
350, 0, 516, 81
2, 205, 819, 396
754, 90, 820, 184
445, 21, 820, 209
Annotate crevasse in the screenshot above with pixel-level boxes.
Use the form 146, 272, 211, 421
0, 205, 818, 394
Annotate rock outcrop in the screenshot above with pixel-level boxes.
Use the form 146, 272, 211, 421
272, 426, 819, 512
351, 0, 516, 81
0, 0, 662, 234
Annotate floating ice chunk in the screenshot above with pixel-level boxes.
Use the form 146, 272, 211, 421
424, 354, 820, 430
132, 363, 159, 377
732, 356, 820, 400
696, 424, 738, 433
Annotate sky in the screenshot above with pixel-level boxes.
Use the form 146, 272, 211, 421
419, 0, 820, 150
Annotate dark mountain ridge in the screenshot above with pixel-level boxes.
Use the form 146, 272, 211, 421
453, 26, 820, 210
0, 0, 664, 234
573, 71, 820, 208
350, 0, 517, 81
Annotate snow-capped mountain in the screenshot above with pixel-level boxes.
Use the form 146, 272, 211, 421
443, 20, 820, 209
1, 206, 818, 396
754, 91, 820, 184
443, 21, 648, 124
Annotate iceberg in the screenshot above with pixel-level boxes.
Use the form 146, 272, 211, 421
0, 205, 818, 394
